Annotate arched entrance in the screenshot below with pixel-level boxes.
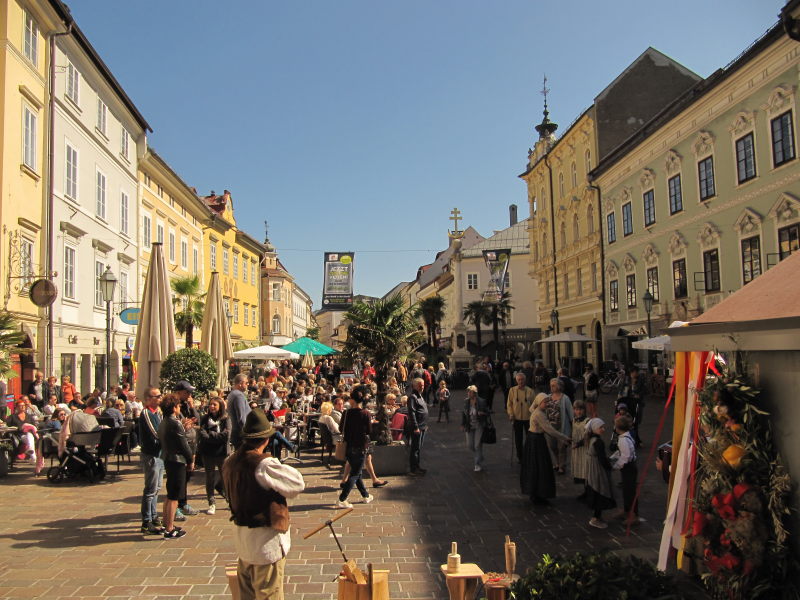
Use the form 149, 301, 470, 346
7, 334, 35, 400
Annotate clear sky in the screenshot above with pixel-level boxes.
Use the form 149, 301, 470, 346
68, 0, 778, 308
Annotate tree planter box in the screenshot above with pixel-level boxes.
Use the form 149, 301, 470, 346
372, 442, 409, 475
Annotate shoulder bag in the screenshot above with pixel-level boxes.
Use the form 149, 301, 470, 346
481, 413, 497, 445
334, 410, 348, 461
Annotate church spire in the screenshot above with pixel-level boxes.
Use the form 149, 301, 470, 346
534, 75, 558, 140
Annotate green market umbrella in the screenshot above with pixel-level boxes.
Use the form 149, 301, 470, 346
282, 337, 338, 356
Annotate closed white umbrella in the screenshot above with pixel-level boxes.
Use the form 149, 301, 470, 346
200, 271, 233, 390
133, 243, 176, 399
302, 350, 315, 369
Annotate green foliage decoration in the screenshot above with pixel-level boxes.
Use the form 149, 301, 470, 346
509, 551, 682, 600
159, 348, 218, 397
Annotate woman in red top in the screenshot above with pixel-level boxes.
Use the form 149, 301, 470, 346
361, 362, 376, 382
61, 376, 77, 404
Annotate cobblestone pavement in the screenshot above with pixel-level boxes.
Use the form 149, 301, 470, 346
0, 390, 672, 599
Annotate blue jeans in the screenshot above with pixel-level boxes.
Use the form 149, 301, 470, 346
409, 428, 427, 471
141, 454, 164, 523
339, 448, 368, 501
466, 427, 484, 467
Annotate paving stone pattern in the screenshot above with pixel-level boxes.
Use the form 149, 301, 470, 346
0, 390, 672, 599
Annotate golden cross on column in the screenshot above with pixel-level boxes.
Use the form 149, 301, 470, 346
449, 207, 463, 236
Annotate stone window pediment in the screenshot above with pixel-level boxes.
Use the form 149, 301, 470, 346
668, 231, 687, 256
769, 192, 800, 225
665, 150, 682, 175
697, 222, 721, 249
729, 111, 756, 136
622, 253, 636, 273
606, 260, 619, 279
733, 208, 763, 236
642, 243, 659, 266
761, 84, 795, 115
639, 169, 655, 190
692, 131, 715, 157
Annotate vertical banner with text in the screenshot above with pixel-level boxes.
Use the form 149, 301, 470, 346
322, 252, 355, 309
482, 249, 512, 299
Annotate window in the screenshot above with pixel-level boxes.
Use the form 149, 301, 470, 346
143, 173, 150, 187
622, 203, 633, 236
545, 280, 550, 305
643, 190, 656, 226
95, 169, 106, 219
573, 214, 579, 241
63, 245, 75, 299
23, 106, 37, 170
741, 236, 761, 284
703, 249, 721, 292
121, 129, 129, 159
242, 259, 248, 283
673, 259, 687, 298
66, 62, 80, 105
193, 247, 198, 274
142, 214, 151, 248
95, 261, 104, 307
156, 223, 164, 245
587, 204, 594, 234
168, 231, 175, 263
559, 172, 564, 197
272, 282, 281, 301
251, 262, 256, 285
233, 254, 239, 279
466, 273, 478, 290
96, 99, 107, 135
698, 156, 715, 200
560, 222, 567, 249
563, 273, 569, 300
243, 303, 249, 326
65, 144, 78, 199
503, 271, 511, 290
571, 161, 577, 188
222, 248, 229, 274
646, 267, 660, 302
778, 224, 799, 260
735, 133, 756, 183
668, 175, 682, 214
626, 274, 636, 307
120, 192, 129, 235
181, 240, 188, 269
252, 306, 257, 327
156, 184, 163, 197
233, 301, 239, 324
576, 267, 583, 297
24, 11, 38, 65
607, 212, 616, 243
771, 111, 795, 167
609, 280, 619, 312
272, 314, 281, 334
585, 149, 592, 173
119, 271, 128, 309
20, 238, 34, 287
210, 244, 217, 269
591, 262, 598, 291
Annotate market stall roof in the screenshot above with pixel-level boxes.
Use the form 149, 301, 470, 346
232, 345, 300, 360
535, 332, 597, 344
281, 337, 338, 356
632, 335, 672, 351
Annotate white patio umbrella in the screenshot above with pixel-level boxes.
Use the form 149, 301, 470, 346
200, 271, 233, 390
632, 335, 672, 351
233, 345, 300, 360
133, 243, 176, 399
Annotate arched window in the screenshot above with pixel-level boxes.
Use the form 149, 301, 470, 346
587, 204, 595, 234
573, 214, 580, 241
272, 314, 281, 334
571, 161, 577, 188
585, 149, 592, 173
560, 222, 567, 249
559, 173, 565, 198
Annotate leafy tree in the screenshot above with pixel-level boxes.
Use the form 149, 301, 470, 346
160, 348, 218, 397
486, 292, 514, 356
463, 300, 491, 352
418, 295, 446, 350
171, 275, 205, 347
0, 311, 28, 379
306, 326, 320, 340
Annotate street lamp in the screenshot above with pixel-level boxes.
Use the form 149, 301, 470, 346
226, 310, 233, 329
550, 309, 559, 369
98, 266, 117, 394
642, 290, 654, 338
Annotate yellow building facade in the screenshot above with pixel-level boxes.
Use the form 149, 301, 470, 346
138, 150, 208, 348
201, 190, 262, 347
521, 108, 604, 370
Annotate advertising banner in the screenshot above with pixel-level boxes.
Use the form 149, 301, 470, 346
482, 248, 512, 299
322, 252, 355, 309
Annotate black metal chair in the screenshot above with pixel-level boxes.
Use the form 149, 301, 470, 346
95, 427, 124, 477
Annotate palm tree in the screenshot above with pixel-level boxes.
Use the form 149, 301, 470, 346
486, 292, 514, 356
418, 295, 446, 350
171, 275, 205, 347
463, 300, 491, 352
0, 311, 28, 379
306, 326, 320, 340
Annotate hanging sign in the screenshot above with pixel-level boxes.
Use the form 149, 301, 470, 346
29, 279, 57, 307
482, 248, 512, 299
322, 252, 355, 309
119, 307, 141, 325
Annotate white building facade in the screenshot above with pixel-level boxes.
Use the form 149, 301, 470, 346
291, 284, 313, 339
51, 30, 149, 392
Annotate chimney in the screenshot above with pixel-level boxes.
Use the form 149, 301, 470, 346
509, 204, 518, 226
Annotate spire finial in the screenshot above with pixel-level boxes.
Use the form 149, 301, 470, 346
541, 74, 550, 115
264, 220, 269, 241
534, 74, 558, 140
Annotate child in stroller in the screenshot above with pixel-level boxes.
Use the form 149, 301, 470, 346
47, 431, 106, 483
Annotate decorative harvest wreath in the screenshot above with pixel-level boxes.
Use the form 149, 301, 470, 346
689, 374, 797, 599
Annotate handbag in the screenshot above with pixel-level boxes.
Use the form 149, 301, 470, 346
334, 410, 348, 461
481, 414, 497, 445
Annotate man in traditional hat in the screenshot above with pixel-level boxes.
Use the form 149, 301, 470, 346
223, 410, 305, 600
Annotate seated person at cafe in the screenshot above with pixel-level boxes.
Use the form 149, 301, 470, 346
102, 398, 125, 428
5, 399, 38, 459
318, 401, 340, 435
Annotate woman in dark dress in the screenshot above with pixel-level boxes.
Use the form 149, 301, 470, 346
521, 393, 570, 505
584, 418, 616, 528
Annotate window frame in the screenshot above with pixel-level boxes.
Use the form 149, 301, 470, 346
673, 258, 687, 299
646, 266, 660, 302
23, 104, 37, 170
181, 239, 188, 269
120, 191, 129, 235
142, 213, 152, 249
740, 235, 761, 284
735, 132, 757, 184
65, 142, 78, 200
625, 273, 637, 308
66, 61, 80, 106
609, 280, 619, 312
770, 110, 796, 168
703, 249, 721, 292
233, 253, 239, 279
23, 10, 38, 66
168, 230, 176, 263
94, 260, 105, 307
698, 155, 716, 201
95, 168, 106, 220
466, 273, 478, 290
622, 202, 633, 237
606, 212, 616, 243
222, 248, 229, 275
643, 189, 656, 226
96, 98, 107, 136
63, 244, 76, 299
210, 244, 217, 270
668, 174, 683, 214
778, 223, 799, 261
119, 270, 128, 309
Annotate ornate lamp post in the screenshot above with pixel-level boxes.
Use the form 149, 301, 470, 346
643, 290, 654, 369
98, 266, 117, 393
550, 309, 559, 369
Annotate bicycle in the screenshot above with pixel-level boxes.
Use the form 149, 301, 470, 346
599, 371, 625, 394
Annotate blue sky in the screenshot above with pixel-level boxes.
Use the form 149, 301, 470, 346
69, 0, 778, 307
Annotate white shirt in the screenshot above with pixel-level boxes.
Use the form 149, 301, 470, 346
611, 431, 636, 470
231, 457, 305, 565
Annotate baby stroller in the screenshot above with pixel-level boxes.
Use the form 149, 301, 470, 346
47, 430, 106, 483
